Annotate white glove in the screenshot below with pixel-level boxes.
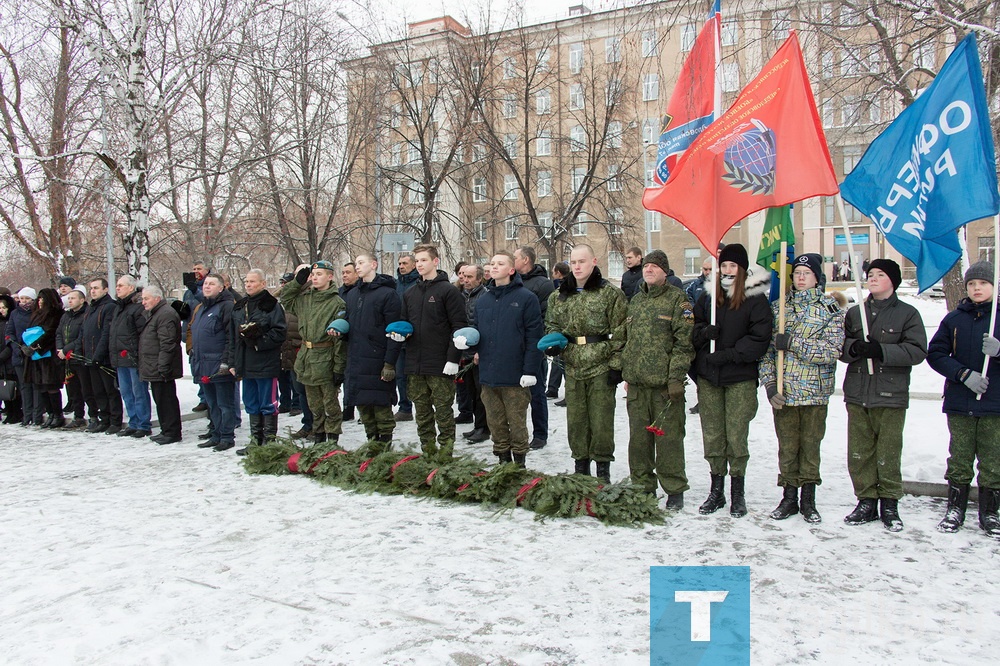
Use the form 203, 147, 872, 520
388, 332, 407, 342
454, 335, 468, 350
519, 374, 537, 388
443, 362, 459, 375
983, 334, 1000, 358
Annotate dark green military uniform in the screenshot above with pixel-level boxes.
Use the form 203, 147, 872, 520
545, 269, 626, 463
280, 280, 347, 437
480, 385, 531, 456
409, 375, 459, 456
622, 280, 694, 494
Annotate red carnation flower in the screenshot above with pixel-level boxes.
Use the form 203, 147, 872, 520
120, 350, 128, 358
645, 425, 665, 436
201, 375, 211, 384
65, 350, 73, 359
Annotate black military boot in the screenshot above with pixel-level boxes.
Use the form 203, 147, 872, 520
769, 485, 799, 520
497, 450, 513, 464
799, 483, 821, 523
574, 458, 592, 476
978, 487, 1000, 540
263, 413, 278, 442
312, 431, 328, 445
595, 461, 611, 483
730, 476, 747, 517
248, 414, 263, 446
376, 433, 393, 450
665, 493, 684, 511
512, 453, 526, 469
699, 474, 726, 515
844, 498, 878, 525
937, 482, 970, 533
879, 498, 904, 532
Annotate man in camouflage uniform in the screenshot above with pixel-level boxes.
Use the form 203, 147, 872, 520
622, 251, 694, 509
279, 260, 347, 444
544, 244, 627, 482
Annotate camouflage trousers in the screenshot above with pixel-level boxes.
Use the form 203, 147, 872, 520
946, 414, 1000, 488
772, 405, 827, 487
696, 379, 757, 476
480, 385, 531, 456
304, 382, 342, 436
626, 384, 687, 495
408, 374, 456, 457
846, 404, 905, 500
565, 374, 617, 462
358, 405, 395, 440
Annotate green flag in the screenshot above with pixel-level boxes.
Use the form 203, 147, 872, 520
756, 206, 795, 267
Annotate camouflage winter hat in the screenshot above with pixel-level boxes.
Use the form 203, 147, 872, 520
642, 250, 670, 275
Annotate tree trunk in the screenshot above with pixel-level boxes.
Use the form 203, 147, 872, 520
943, 262, 966, 311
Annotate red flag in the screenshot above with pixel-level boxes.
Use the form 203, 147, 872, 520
643, 31, 838, 256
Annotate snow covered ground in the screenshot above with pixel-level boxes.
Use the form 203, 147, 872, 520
1, 294, 998, 665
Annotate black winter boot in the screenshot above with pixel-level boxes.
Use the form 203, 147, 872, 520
937, 482, 970, 533
799, 483, 821, 523
665, 493, 684, 511
879, 498, 904, 532
844, 498, 878, 525
574, 458, 592, 476
699, 474, 726, 514
263, 413, 279, 442
730, 476, 747, 517
769, 485, 799, 520
595, 461, 611, 483
978, 487, 1000, 540
247, 414, 263, 447
376, 433, 393, 449
313, 431, 328, 444
497, 450, 514, 464
512, 453, 526, 469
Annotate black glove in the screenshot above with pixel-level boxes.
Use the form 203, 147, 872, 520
19, 344, 33, 357
170, 300, 191, 320
706, 348, 737, 366
239, 322, 261, 339
333, 373, 344, 387
295, 266, 311, 285
703, 325, 720, 341
182, 272, 197, 291
607, 369, 623, 386
774, 333, 791, 351
544, 346, 562, 357
851, 338, 883, 361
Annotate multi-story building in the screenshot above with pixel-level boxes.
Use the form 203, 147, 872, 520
346, 1, 985, 284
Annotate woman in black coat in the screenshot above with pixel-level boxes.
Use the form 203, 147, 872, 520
0, 294, 22, 423
23, 288, 65, 427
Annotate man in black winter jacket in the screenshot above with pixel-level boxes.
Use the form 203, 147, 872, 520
80, 278, 123, 433
514, 246, 555, 449
56, 288, 89, 428
620, 247, 644, 300
110, 276, 151, 437
396, 244, 467, 458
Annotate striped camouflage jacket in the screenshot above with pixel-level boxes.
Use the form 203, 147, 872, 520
759, 287, 844, 406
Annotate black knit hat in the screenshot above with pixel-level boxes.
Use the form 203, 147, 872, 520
58, 276, 76, 288
642, 250, 670, 275
792, 253, 823, 285
718, 243, 749, 271
868, 259, 902, 290
965, 261, 994, 285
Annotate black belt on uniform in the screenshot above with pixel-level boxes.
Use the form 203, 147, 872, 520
566, 334, 611, 345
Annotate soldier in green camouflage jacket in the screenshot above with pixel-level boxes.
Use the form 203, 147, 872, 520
621, 251, 694, 509
759, 254, 843, 523
544, 245, 627, 481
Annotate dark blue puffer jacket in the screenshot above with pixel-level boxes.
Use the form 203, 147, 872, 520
189, 290, 235, 382
4, 305, 33, 368
927, 298, 1000, 416
343, 274, 402, 407
473, 274, 543, 388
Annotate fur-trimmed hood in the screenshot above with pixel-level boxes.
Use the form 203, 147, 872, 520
558, 266, 606, 300
703, 263, 771, 301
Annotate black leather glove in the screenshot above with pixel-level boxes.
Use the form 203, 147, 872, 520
706, 348, 737, 366
544, 346, 562, 357
703, 325, 720, 341
170, 300, 191, 320
182, 272, 197, 291
19, 344, 33, 357
239, 322, 261, 339
333, 373, 344, 387
851, 338, 883, 361
607, 369, 623, 386
295, 266, 311, 285
774, 333, 791, 351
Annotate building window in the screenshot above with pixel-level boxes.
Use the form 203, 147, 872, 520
979, 236, 996, 263
391, 143, 402, 166
772, 10, 791, 38
503, 94, 517, 119
473, 143, 486, 160
538, 211, 554, 238
643, 73, 659, 101
722, 21, 738, 47
537, 170, 552, 197
842, 52, 859, 77
569, 83, 584, 110
608, 120, 622, 149
608, 207, 624, 235
536, 130, 551, 156
536, 88, 551, 115
474, 217, 487, 242
821, 98, 834, 128
392, 183, 403, 206
645, 209, 660, 232
569, 42, 584, 74
505, 216, 518, 240
642, 30, 658, 57
721, 63, 740, 93
607, 164, 620, 191
684, 248, 701, 275
606, 78, 622, 106
608, 251, 624, 276
642, 118, 657, 144
570, 125, 586, 152
408, 184, 421, 204
605, 36, 621, 63
408, 143, 420, 164
503, 57, 516, 79
390, 103, 401, 128
504, 133, 518, 159
915, 40, 936, 70
473, 177, 486, 202
867, 47, 881, 73
821, 50, 834, 78
681, 23, 697, 52
537, 48, 550, 71
843, 146, 863, 175
572, 215, 588, 236
503, 173, 518, 200
868, 97, 882, 124
842, 95, 860, 126
571, 167, 586, 193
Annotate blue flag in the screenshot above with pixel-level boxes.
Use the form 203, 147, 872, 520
840, 34, 1000, 291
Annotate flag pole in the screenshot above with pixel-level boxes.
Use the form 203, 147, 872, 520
835, 193, 874, 374
710, 255, 718, 353
777, 241, 787, 392
977, 212, 1000, 401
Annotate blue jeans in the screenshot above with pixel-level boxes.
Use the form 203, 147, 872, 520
243, 378, 279, 415
203, 381, 238, 444
529, 357, 548, 441
117, 367, 151, 431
